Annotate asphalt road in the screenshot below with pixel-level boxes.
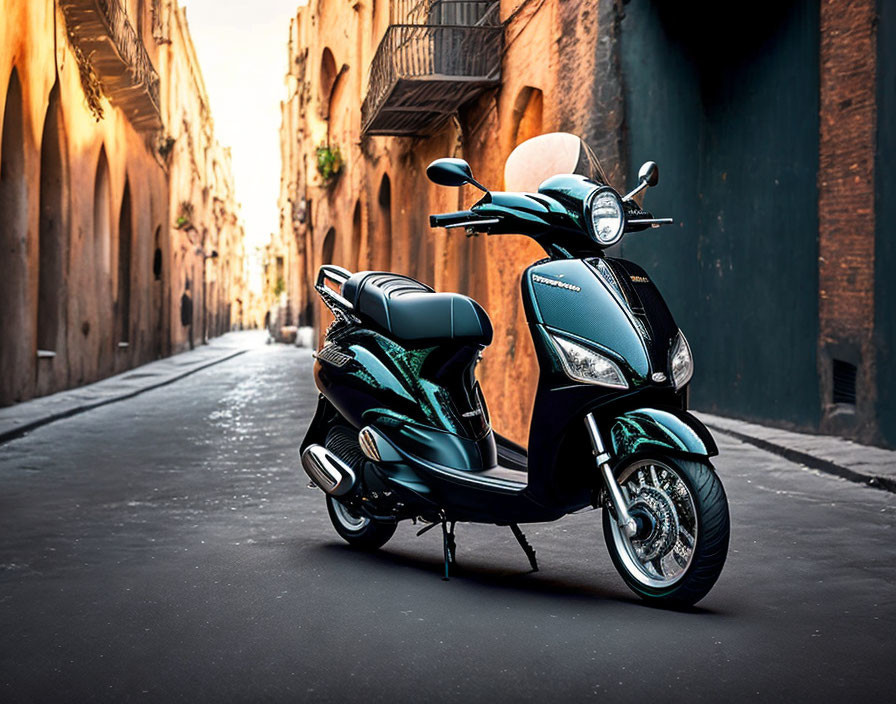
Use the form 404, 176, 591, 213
1, 342, 894, 702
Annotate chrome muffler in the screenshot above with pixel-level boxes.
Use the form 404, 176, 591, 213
300, 444, 357, 497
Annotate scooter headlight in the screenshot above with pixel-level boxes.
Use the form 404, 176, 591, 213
550, 333, 629, 389
588, 188, 624, 246
669, 331, 693, 390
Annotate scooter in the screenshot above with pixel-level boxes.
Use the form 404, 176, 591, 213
300, 141, 730, 606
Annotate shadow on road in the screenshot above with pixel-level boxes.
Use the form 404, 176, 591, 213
305, 541, 727, 616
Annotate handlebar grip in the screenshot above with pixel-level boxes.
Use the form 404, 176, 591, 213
429, 211, 475, 228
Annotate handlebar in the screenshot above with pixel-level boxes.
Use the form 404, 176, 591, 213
429, 211, 502, 232
429, 211, 475, 228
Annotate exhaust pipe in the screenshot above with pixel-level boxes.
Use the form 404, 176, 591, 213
301, 444, 357, 497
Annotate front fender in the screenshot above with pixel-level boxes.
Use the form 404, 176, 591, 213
609, 407, 718, 461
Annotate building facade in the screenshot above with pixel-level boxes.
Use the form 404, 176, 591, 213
0, 0, 248, 407
279, 0, 895, 448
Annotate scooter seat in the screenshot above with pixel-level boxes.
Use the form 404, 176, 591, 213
341, 271, 493, 345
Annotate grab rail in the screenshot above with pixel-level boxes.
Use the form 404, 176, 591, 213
315, 265, 354, 312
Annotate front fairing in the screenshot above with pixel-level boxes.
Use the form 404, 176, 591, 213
522, 256, 687, 508
522, 257, 680, 387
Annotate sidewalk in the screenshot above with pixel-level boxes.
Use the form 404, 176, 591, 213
0, 330, 266, 444
3, 342, 893, 493
695, 411, 896, 493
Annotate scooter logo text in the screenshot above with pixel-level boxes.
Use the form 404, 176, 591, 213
532, 274, 581, 293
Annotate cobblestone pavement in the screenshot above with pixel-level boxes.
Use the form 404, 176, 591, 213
1, 343, 894, 702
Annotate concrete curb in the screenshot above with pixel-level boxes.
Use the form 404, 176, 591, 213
0, 346, 251, 446
696, 411, 896, 494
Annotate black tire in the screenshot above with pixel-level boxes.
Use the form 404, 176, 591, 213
602, 457, 729, 607
326, 494, 397, 550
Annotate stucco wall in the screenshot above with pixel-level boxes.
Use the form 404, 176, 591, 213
276, 0, 606, 445
0, 0, 247, 406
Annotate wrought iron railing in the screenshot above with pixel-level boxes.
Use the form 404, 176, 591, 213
97, 0, 161, 109
59, 0, 161, 130
362, 23, 502, 133
391, 0, 500, 26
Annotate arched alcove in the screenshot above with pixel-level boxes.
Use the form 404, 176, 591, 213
321, 226, 336, 265
351, 200, 362, 271
320, 48, 337, 120
152, 226, 162, 281
0, 68, 27, 402
511, 86, 544, 146
38, 81, 67, 354
377, 174, 392, 270
117, 179, 132, 344
94, 147, 112, 294
152, 225, 163, 358
326, 65, 348, 144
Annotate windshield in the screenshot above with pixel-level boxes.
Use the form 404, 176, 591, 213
503, 132, 609, 192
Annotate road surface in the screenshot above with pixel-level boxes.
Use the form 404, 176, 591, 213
1, 340, 894, 702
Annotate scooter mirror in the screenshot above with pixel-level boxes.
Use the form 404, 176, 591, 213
638, 161, 659, 187
426, 158, 475, 187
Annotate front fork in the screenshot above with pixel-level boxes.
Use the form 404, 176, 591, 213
584, 413, 637, 538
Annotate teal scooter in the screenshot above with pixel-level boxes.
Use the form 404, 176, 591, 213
300, 137, 729, 606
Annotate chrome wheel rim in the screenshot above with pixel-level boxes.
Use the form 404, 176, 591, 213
331, 499, 369, 532
608, 460, 697, 588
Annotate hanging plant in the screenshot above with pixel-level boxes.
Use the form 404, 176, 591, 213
315, 143, 343, 185
175, 201, 195, 230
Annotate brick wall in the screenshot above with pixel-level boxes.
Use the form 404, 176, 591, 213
818, 0, 878, 441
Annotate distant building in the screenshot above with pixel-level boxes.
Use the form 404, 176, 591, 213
0, 0, 249, 406
278, 0, 895, 448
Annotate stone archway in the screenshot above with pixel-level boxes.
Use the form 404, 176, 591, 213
321, 226, 335, 265
351, 199, 361, 272
511, 86, 544, 147
38, 81, 68, 359
93, 147, 112, 302
116, 179, 133, 345
319, 48, 337, 120
376, 173, 392, 271
0, 68, 28, 404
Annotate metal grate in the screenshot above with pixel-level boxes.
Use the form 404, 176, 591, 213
832, 359, 857, 405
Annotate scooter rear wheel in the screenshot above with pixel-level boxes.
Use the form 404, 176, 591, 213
326, 494, 397, 550
602, 457, 729, 606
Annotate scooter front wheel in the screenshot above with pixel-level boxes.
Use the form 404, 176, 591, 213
602, 457, 729, 606
326, 494, 397, 550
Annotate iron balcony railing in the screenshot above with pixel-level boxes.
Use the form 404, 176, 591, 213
60, 0, 162, 131
391, 0, 500, 26
361, 22, 503, 136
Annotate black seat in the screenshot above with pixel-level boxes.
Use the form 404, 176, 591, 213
341, 271, 493, 345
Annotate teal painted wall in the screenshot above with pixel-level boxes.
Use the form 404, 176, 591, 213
875, 0, 896, 445
618, 0, 821, 428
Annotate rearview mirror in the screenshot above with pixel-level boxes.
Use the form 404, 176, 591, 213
623, 160, 660, 202
426, 158, 488, 192
638, 161, 659, 187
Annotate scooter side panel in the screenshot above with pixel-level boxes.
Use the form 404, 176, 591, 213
313, 326, 496, 472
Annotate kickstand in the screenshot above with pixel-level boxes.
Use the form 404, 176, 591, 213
509, 523, 539, 572
441, 518, 457, 581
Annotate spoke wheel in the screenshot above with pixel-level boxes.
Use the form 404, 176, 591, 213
602, 457, 729, 606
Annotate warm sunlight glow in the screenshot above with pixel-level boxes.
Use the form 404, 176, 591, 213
180, 0, 302, 249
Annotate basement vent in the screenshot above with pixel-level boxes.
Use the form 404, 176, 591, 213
832, 359, 857, 405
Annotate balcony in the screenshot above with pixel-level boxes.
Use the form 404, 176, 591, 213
361, 2, 502, 136
60, 0, 162, 131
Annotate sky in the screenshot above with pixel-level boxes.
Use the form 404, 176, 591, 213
179, 0, 305, 251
